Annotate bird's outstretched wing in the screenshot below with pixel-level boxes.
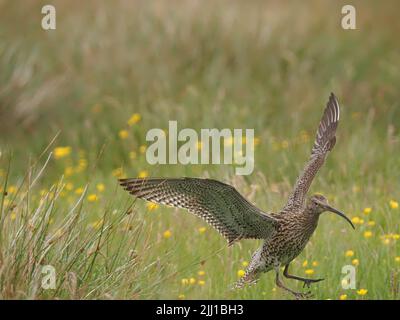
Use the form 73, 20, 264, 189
284, 93, 340, 211
119, 177, 278, 245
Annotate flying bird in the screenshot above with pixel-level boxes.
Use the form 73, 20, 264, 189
119, 93, 354, 299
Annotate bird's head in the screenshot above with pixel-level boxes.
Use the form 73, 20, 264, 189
307, 194, 354, 229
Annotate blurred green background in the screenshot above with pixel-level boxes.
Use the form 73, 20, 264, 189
0, 0, 399, 299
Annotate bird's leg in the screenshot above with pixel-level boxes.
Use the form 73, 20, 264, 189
232, 248, 264, 290
275, 268, 313, 300
283, 264, 324, 288
232, 262, 262, 289
232, 268, 260, 290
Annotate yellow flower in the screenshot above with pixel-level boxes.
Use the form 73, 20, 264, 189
178, 294, 185, 300
119, 130, 129, 139
352, 259, 359, 266
78, 158, 87, 170
139, 145, 147, 154
357, 289, 368, 296
75, 187, 84, 195
302, 260, 308, 267
351, 217, 359, 224
390, 200, 399, 209
395, 257, 400, 263
305, 269, 314, 275
345, 250, 354, 257
96, 183, 105, 192
351, 216, 363, 225
181, 278, 189, 285
65, 182, 74, 191
237, 270, 246, 278
393, 234, 400, 240
383, 238, 391, 245
281, 140, 289, 149
198, 270, 205, 276
363, 207, 372, 215
129, 151, 137, 160
10, 212, 17, 221
198, 227, 207, 234
198, 280, 205, 286
163, 229, 172, 239
138, 170, 148, 178
64, 166, 74, 176
8, 186, 17, 194
339, 294, 347, 300
224, 137, 234, 146
127, 113, 141, 126
87, 194, 98, 202
146, 202, 159, 211
54, 146, 71, 159
312, 261, 319, 267
242, 261, 249, 267
363, 231, 373, 239
189, 278, 196, 285
368, 220, 376, 227
112, 167, 124, 178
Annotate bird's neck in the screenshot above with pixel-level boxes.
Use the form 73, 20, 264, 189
299, 208, 320, 236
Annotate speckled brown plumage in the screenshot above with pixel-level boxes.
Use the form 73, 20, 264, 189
119, 93, 354, 299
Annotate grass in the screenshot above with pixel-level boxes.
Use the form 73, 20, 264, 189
0, 0, 400, 299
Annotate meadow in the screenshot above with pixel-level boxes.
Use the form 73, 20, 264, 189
0, 0, 399, 299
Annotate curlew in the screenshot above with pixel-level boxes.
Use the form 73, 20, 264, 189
119, 93, 354, 299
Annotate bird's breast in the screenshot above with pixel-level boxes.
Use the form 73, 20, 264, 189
263, 217, 317, 265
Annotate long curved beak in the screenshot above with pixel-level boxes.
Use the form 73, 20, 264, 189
325, 205, 355, 229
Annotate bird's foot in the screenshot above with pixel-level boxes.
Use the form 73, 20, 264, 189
231, 278, 258, 290
293, 290, 314, 300
302, 278, 324, 288
230, 281, 243, 290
